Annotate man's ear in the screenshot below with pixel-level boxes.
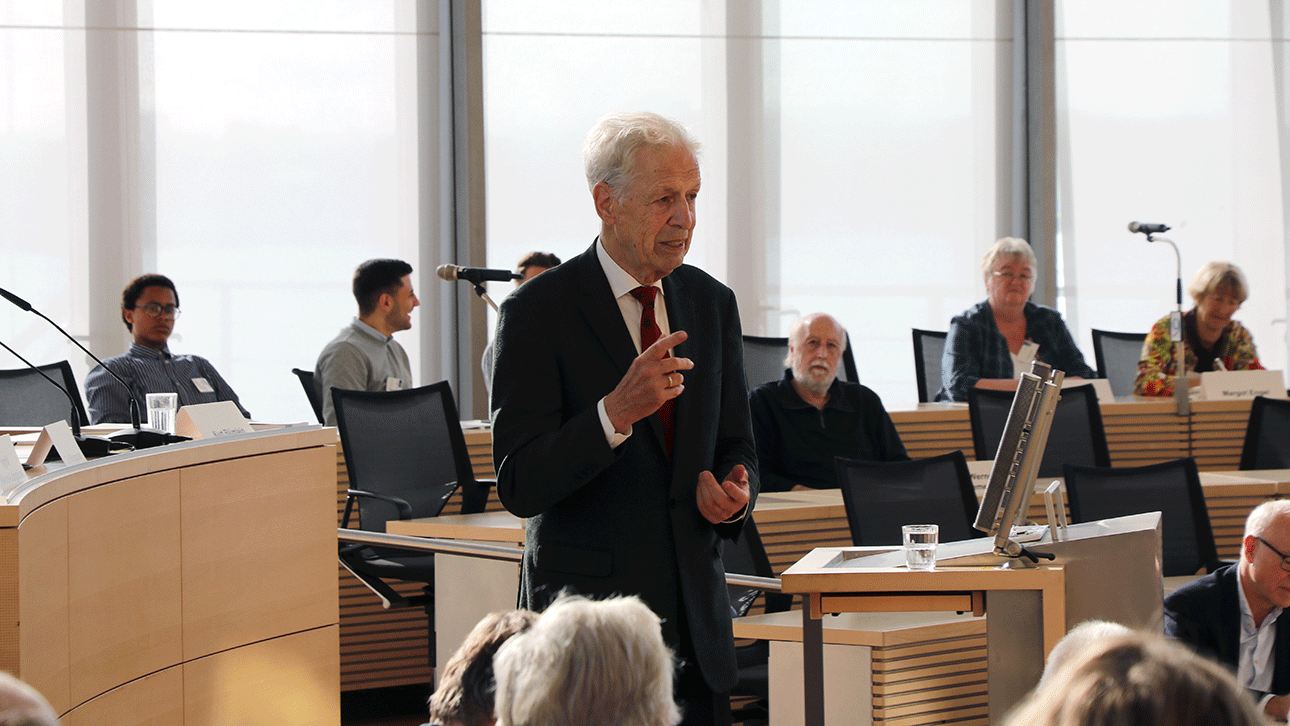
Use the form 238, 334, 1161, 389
1244, 534, 1259, 561
377, 292, 394, 312
593, 182, 616, 225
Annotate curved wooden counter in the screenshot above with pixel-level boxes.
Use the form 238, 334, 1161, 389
0, 426, 339, 725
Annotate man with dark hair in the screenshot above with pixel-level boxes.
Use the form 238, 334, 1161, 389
315, 259, 418, 426
426, 609, 538, 726
86, 273, 250, 423
482, 251, 562, 393
491, 112, 757, 726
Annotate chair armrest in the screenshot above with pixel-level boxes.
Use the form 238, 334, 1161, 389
346, 488, 414, 520
337, 550, 421, 610
460, 478, 495, 514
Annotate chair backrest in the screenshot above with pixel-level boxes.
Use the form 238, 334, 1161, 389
835, 450, 979, 546
1091, 329, 1147, 398
1064, 457, 1218, 577
741, 332, 858, 392
722, 517, 791, 617
911, 329, 948, 403
0, 360, 89, 427
1240, 395, 1290, 470
292, 368, 324, 424
333, 381, 476, 537
968, 383, 1111, 478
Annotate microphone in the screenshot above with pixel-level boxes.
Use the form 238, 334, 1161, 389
1128, 221, 1170, 235
0, 339, 120, 458
0, 285, 183, 450
436, 264, 520, 284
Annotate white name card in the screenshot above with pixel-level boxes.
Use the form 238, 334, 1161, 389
26, 420, 87, 467
0, 435, 26, 497
1061, 378, 1115, 403
175, 401, 254, 440
1199, 370, 1288, 402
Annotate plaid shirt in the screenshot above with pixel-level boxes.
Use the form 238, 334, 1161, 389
86, 342, 250, 423
938, 299, 1095, 401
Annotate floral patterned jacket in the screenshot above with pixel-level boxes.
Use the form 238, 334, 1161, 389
1133, 312, 1263, 396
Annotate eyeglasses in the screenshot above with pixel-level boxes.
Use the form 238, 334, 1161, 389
1256, 536, 1290, 572
135, 303, 181, 319
992, 270, 1034, 283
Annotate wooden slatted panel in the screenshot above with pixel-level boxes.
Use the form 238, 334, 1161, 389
890, 405, 973, 459
1191, 401, 1253, 471
871, 631, 988, 726
1100, 400, 1189, 467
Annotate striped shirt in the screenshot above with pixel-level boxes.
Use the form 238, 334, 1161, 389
85, 342, 250, 424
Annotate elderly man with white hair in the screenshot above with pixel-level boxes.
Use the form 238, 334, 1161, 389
1165, 499, 1290, 720
748, 312, 907, 492
0, 671, 59, 726
492, 595, 680, 726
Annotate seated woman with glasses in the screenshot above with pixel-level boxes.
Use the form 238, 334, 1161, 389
86, 273, 250, 423
1134, 261, 1263, 396
937, 237, 1094, 402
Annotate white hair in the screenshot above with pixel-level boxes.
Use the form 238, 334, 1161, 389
1244, 499, 1290, 540
1039, 620, 1133, 687
493, 595, 681, 726
0, 672, 58, 726
583, 112, 701, 199
981, 237, 1037, 283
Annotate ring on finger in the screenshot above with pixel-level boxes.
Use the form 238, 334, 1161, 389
667, 373, 676, 387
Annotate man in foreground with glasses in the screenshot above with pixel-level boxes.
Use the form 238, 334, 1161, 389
1165, 499, 1290, 720
86, 273, 250, 423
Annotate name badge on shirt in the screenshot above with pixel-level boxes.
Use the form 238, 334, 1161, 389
192, 377, 215, 394
1014, 340, 1039, 379
385, 377, 403, 391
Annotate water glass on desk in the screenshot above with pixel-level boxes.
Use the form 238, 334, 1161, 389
902, 524, 938, 570
146, 392, 178, 434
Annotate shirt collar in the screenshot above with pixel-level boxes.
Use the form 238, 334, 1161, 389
350, 317, 393, 344
1238, 571, 1283, 632
774, 369, 853, 412
128, 342, 170, 359
597, 236, 663, 301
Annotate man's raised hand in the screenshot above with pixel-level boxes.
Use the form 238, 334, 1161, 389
604, 330, 692, 434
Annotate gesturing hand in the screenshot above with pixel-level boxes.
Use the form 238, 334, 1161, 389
697, 464, 750, 524
603, 330, 693, 433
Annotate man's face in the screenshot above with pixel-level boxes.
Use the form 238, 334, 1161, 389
596, 144, 700, 286
1242, 515, 1290, 614
383, 275, 419, 333
125, 285, 177, 350
789, 316, 845, 395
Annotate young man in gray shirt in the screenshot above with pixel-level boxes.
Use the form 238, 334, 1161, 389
315, 259, 418, 426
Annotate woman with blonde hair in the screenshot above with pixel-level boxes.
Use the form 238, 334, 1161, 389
1135, 261, 1263, 396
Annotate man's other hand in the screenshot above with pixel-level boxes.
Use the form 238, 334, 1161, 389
697, 464, 751, 524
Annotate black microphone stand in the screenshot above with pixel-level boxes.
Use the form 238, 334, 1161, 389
467, 281, 500, 313
1142, 231, 1189, 415
0, 340, 120, 458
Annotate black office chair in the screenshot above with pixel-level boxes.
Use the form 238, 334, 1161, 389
1091, 329, 1147, 398
0, 360, 89, 427
722, 517, 790, 723
1239, 395, 1290, 470
334, 381, 493, 663
835, 450, 979, 546
911, 329, 948, 403
291, 368, 324, 424
1064, 457, 1221, 577
968, 383, 1111, 478
741, 332, 859, 392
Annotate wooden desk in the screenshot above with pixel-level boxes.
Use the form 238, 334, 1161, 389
2, 426, 339, 726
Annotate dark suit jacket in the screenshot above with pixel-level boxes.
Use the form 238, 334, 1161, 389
1164, 563, 1290, 699
490, 241, 759, 692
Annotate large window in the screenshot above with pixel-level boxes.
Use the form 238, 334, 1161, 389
1056, 1, 1288, 377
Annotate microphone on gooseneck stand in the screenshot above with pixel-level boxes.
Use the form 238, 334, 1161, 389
0, 339, 121, 457
0, 286, 183, 449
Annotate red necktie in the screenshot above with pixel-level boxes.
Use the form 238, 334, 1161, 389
629, 285, 676, 454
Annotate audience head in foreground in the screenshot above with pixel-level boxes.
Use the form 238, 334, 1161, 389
427, 609, 538, 726
1037, 619, 1133, 687
0, 671, 58, 726
492, 595, 681, 726
1007, 632, 1264, 726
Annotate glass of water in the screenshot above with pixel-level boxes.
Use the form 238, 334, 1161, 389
146, 392, 179, 434
902, 524, 939, 570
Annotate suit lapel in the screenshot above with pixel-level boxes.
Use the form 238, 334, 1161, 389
574, 243, 637, 378
662, 271, 692, 460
